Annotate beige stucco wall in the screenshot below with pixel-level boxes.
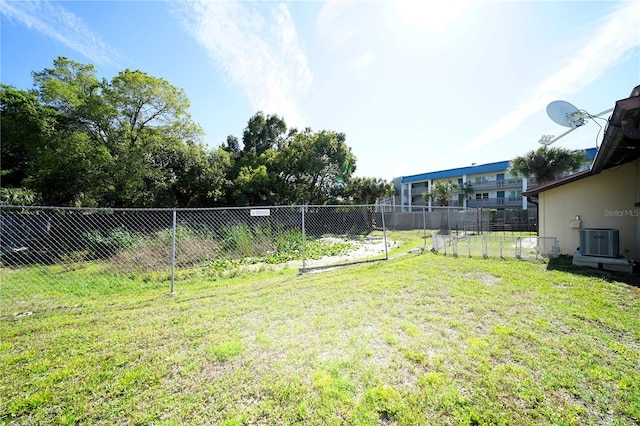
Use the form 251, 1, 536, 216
538, 159, 640, 260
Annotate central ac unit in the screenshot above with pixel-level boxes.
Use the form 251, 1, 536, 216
579, 229, 619, 258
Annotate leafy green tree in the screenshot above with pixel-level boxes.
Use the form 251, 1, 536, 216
5, 58, 384, 208
32, 131, 108, 206
169, 145, 232, 207
222, 113, 356, 206
509, 146, 586, 185
0, 85, 52, 189
32, 57, 104, 126
222, 112, 287, 206
0, 84, 100, 206
104, 69, 202, 144
232, 164, 275, 206
241, 112, 287, 157
30, 57, 206, 207
221, 135, 241, 157
277, 129, 356, 205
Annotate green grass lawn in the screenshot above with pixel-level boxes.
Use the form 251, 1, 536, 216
1, 231, 639, 425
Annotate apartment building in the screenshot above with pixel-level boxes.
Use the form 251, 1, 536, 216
398, 147, 596, 212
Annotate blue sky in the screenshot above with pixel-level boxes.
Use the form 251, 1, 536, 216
1, 1, 639, 181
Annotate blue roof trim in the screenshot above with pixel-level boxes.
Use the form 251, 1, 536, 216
401, 161, 510, 184
400, 147, 597, 184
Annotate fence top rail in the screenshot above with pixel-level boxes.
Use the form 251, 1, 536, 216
0, 204, 379, 213
0, 205, 176, 213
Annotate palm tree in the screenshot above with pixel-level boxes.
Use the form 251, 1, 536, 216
509, 146, 586, 185
0, 187, 36, 206
425, 181, 458, 206
458, 181, 474, 198
345, 176, 394, 204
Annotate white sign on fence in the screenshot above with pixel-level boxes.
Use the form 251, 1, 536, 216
250, 209, 271, 217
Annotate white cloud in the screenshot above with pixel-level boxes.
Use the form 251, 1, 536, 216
316, 1, 346, 41
316, 0, 361, 48
393, 0, 471, 34
460, 1, 640, 152
348, 52, 375, 74
173, 1, 313, 128
0, 0, 120, 66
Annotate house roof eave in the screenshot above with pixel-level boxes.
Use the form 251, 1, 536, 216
591, 92, 640, 173
523, 85, 640, 197
522, 169, 593, 197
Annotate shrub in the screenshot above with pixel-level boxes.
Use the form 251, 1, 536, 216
84, 228, 138, 259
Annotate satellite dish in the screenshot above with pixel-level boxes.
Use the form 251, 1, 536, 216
546, 100, 585, 128
538, 102, 613, 146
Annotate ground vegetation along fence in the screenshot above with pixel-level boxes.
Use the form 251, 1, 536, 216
0, 205, 388, 315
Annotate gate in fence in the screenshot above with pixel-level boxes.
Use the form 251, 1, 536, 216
0, 205, 388, 315
431, 232, 559, 260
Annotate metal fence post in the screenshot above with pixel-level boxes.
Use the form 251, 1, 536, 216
170, 208, 176, 294
422, 206, 427, 250
301, 205, 306, 272
380, 206, 388, 260
482, 235, 488, 258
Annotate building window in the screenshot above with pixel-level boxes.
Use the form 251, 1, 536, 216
508, 190, 522, 198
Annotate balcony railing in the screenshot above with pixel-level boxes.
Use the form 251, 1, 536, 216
468, 179, 527, 190
467, 197, 523, 208
421, 197, 525, 208
407, 178, 537, 195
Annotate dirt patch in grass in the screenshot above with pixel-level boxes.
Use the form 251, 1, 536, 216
464, 271, 502, 285
292, 236, 397, 272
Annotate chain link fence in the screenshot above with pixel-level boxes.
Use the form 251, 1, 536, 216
0, 205, 388, 315
431, 232, 559, 260
382, 206, 537, 233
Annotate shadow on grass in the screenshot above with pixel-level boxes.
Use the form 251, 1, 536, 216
547, 255, 640, 287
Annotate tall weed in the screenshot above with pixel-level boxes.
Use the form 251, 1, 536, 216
84, 228, 139, 259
